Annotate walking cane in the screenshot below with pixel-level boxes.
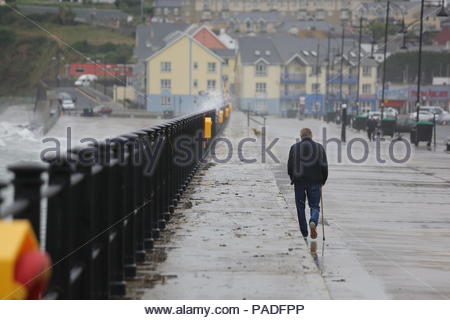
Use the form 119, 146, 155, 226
320, 186, 325, 241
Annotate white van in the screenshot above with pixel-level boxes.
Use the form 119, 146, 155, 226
74, 74, 98, 87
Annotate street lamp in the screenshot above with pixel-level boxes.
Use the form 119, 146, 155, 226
415, 0, 448, 122
380, 0, 391, 120
341, 103, 347, 142
338, 23, 345, 116
355, 16, 364, 115
380, 1, 409, 120
436, 0, 449, 17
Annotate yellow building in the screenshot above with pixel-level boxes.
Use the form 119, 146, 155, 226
142, 32, 224, 113
237, 34, 378, 115
134, 23, 237, 113
236, 36, 281, 114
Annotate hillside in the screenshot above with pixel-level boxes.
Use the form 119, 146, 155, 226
0, 5, 135, 96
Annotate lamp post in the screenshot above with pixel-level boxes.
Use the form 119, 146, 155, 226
338, 24, 345, 113
52, 50, 64, 88
356, 16, 363, 115
416, 0, 426, 123
341, 103, 347, 142
416, 0, 448, 122
380, 0, 390, 121
325, 28, 333, 116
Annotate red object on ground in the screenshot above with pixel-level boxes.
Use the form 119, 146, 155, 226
14, 250, 52, 300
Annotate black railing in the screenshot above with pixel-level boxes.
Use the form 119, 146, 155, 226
0, 105, 230, 299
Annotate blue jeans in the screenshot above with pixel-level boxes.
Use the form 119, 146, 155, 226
294, 183, 321, 237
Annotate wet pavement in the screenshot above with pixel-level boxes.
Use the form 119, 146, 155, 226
132, 112, 450, 299
265, 116, 450, 299
133, 111, 330, 299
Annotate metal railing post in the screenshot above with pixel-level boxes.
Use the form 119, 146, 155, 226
8, 162, 47, 240
44, 155, 77, 299
121, 133, 139, 277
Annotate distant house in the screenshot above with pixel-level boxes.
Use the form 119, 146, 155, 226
187, 0, 372, 24
236, 34, 378, 115
134, 23, 237, 113
153, 0, 185, 23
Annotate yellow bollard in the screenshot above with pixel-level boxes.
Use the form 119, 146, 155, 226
0, 220, 51, 300
204, 117, 212, 139
224, 107, 229, 119
228, 103, 233, 112
218, 110, 224, 124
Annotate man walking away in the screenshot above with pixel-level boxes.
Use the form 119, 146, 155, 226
367, 117, 377, 141
287, 128, 328, 239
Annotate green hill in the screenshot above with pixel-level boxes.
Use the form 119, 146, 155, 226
0, 5, 134, 96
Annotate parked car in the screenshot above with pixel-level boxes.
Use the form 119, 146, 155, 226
421, 106, 449, 124
409, 110, 434, 122
367, 111, 381, 120
93, 105, 112, 115
58, 93, 75, 111
410, 107, 449, 124
384, 107, 398, 118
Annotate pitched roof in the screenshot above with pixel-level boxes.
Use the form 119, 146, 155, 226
233, 11, 283, 22
237, 33, 377, 67
237, 35, 282, 65
145, 31, 224, 64
277, 20, 342, 33
134, 23, 189, 60
193, 26, 227, 49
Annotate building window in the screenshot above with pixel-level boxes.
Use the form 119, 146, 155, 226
207, 80, 216, 90
201, 11, 212, 20
317, 11, 324, 20
174, 8, 179, 15
312, 66, 321, 75
163, 7, 169, 15
362, 84, 371, 94
363, 66, 372, 77
255, 63, 267, 76
256, 82, 267, 93
161, 61, 171, 73
155, 8, 162, 15
193, 79, 198, 88
207, 62, 216, 73
193, 62, 198, 70
223, 58, 229, 66
161, 96, 171, 106
246, 20, 252, 32
312, 83, 320, 93
161, 79, 171, 89
76, 66, 84, 73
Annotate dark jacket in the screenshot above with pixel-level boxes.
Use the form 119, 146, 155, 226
287, 137, 328, 185
367, 118, 377, 131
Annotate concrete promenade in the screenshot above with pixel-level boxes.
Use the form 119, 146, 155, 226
265, 115, 450, 299
135, 111, 330, 299
131, 111, 450, 300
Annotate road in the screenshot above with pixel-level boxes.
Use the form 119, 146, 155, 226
55, 86, 113, 110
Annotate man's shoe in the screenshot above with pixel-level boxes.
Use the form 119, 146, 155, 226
309, 221, 317, 239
